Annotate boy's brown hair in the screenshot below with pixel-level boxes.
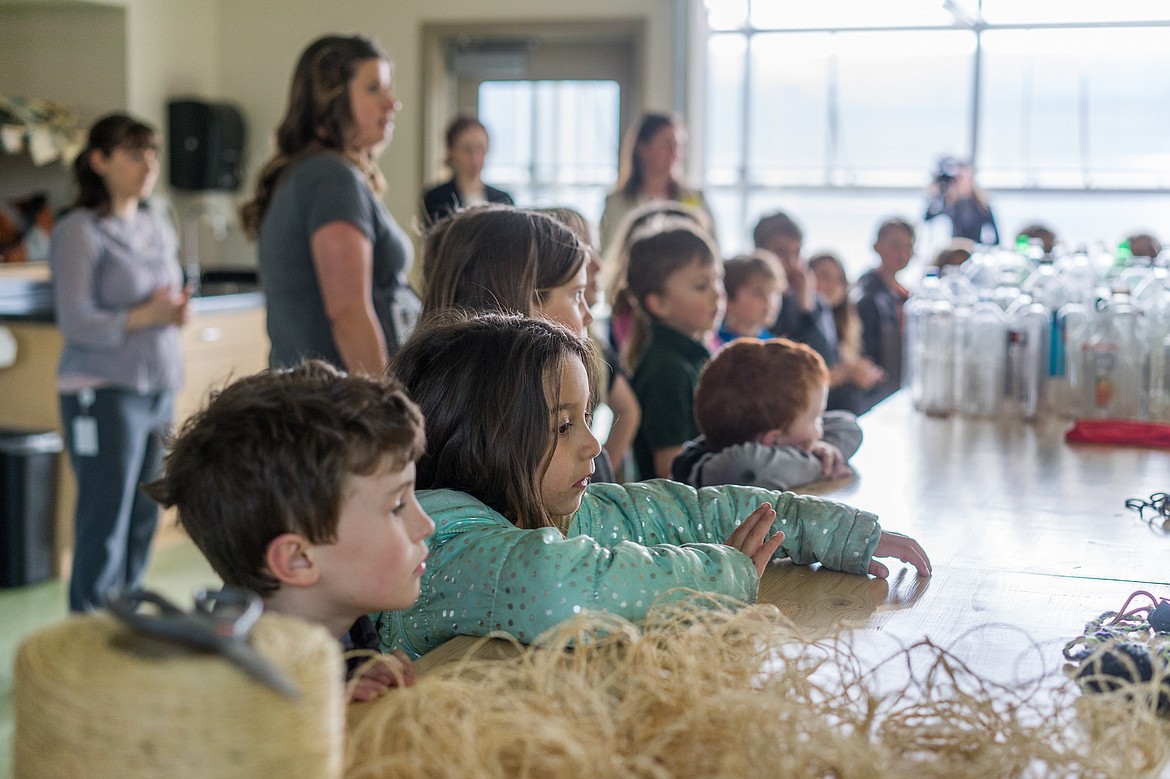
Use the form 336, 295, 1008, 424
623, 217, 721, 371
875, 217, 915, 243
695, 338, 828, 451
145, 361, 425, 595
752, 211, 803, 249
723, 251, 782, 302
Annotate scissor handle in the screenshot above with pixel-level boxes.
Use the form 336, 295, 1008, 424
193, 586, 263, 639
106, 589, 222, 652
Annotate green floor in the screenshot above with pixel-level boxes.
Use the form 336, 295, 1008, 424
0, 539, 218, 779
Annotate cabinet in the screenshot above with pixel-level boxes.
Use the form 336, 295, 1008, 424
0, 299, 268, 575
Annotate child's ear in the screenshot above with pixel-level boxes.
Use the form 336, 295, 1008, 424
758, 428, 789, 446
644, 291, 670, 320
265, 533, 320, 588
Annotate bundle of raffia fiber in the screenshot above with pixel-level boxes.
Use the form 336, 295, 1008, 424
14, 611, 344, 779
346, 592, 1170, 778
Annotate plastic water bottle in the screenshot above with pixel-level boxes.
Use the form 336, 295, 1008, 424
905, 271, 955, 416
1054, 246, 1098, 307
1081, 287, 1147, 419
940, 264, 978, 308
957, 296, 1006, 417
1021, 255, 1068, 413
1144, 278, 1170, 421
1053, 299, 1092, 417
1003, 294, 1051, 420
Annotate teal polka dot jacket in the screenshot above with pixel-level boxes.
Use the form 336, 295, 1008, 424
377, 479, 882, 658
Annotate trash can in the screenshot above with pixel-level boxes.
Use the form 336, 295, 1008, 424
0, 428, 64, 587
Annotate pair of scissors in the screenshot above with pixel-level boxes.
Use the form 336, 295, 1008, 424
106, 587, 301, 700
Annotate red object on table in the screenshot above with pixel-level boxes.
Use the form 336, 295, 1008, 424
1065, 418, 1170, 449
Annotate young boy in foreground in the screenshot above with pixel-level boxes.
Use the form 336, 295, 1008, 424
146, 360, 434, 701
672, 338, 862, 491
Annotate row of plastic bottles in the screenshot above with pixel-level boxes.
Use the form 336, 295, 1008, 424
904, 240, 1170, 422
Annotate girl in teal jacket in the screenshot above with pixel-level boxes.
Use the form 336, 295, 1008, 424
378, 312, 930, 657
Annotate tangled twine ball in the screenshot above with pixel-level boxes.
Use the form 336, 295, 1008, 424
14, 611, 345, 779
347, 593, 1170, 779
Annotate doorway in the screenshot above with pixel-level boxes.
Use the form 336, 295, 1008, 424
421, 21, 644, 227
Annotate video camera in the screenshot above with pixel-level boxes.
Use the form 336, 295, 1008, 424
932, 155, 964, 194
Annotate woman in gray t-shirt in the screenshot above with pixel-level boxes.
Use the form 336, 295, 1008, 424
242, 34, 419, 374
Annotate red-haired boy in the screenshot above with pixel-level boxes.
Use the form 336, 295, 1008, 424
672, 338, 862, 490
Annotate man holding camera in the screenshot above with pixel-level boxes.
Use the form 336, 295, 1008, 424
924, 156, 999, 246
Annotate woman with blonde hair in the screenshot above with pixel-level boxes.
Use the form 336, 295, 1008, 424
599, 112, 714, 253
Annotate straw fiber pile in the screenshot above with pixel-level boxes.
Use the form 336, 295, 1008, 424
346, 593, 1170, 779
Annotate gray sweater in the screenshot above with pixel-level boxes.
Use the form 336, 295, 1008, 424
671, 411, 862, 491
50, 204, 183, 393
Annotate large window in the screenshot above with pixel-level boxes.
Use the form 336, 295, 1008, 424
702, 0, 1170, 279
479, 80, 621, 228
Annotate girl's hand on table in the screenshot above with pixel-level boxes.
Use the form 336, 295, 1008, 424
868, 530, 932, 579
724, 503, 786, 578
349, 650, 418, 702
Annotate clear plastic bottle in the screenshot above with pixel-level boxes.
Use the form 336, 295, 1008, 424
1053, 299, 1093, 417
956, 295, 1006, 417
1054, 244, 1098, 306
904, 270, 955, 416
940, 264, 978, 308
1021, 255, 1068, 414
1080, 287, 1147, 420
1144, 278, 1170, 421
961, 245, 999, 292
1003, 294, 1051, 420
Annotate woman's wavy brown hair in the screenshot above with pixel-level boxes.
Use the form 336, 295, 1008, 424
241, 34, 388, 236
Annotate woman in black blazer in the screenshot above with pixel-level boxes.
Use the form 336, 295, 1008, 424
422, 115, 513, 224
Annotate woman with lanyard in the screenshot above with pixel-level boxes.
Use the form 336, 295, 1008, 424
51, 113, 190, 612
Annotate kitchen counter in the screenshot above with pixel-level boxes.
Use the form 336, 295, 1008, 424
0, 268, 264, 322
0, 265, 269, 576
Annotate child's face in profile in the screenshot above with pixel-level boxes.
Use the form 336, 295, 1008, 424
541, 356, 602, 518
314, 458, 434, 616
650, 256, 725, 340
811, 261, 847, 308
770, 384, 828, 451
763, 235, 802, 280
539, 262, 593, 337
725, 275, 780, 335
874, 228, 915, 273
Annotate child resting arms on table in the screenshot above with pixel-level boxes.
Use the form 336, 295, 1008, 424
673, 337, 862, 491
377, 311, 930, 658
146, 361, 434, 701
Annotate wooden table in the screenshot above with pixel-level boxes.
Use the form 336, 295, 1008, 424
418, 393, 1169, 680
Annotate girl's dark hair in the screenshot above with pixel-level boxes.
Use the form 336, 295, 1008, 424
421, 205, 587, 320
71, 113, 157, 215
241, 34, 388, 236
445, 115, 487, 152
615, 112, 682, 199
808, 252, 863, 363
390, 311, 597, 530
623, 217, 720, 371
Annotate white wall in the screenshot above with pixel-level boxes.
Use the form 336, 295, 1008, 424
1, 0, 680, 266
216, 0, 680, 261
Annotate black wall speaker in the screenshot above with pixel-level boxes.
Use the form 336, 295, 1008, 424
167, 99, 246, 191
